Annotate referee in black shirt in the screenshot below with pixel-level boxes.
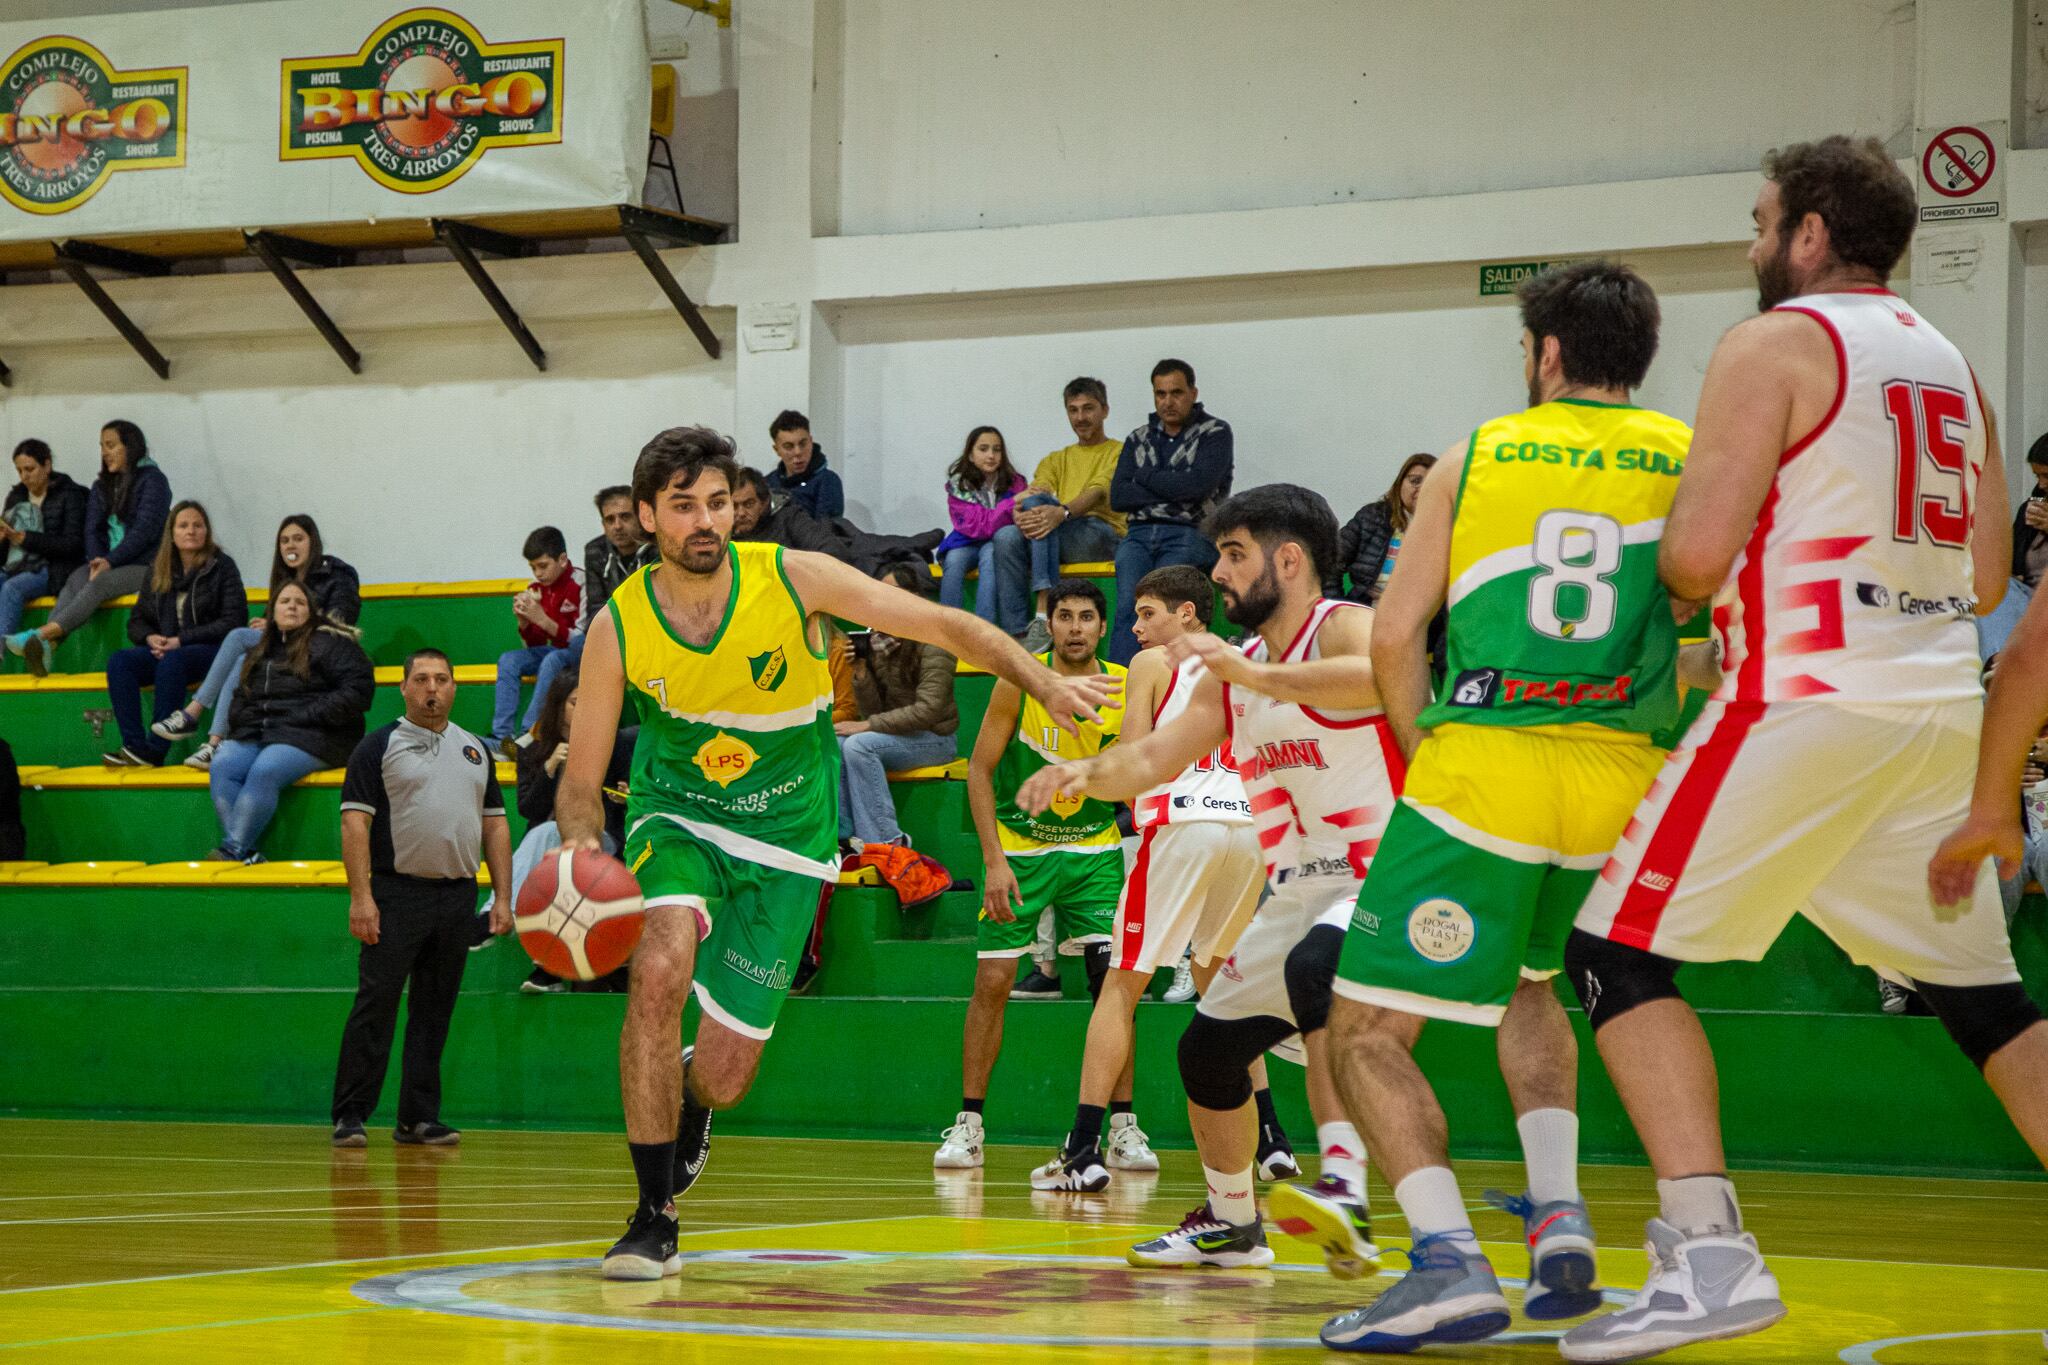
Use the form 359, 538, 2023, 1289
331, 648, 512, 1147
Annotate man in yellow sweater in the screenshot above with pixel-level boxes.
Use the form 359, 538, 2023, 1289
1014, 377, 1127, 652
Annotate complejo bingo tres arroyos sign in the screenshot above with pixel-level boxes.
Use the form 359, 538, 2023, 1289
281, 7, 562, 194
0, 35, 186, 215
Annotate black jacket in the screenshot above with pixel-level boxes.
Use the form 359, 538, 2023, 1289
517, 726, 637, 846
743, 497, 942, 579
1329, 500, 1397, 603
297, 555, 362, 626
581, 535, 657, 629
226, 625, 375, 768
127, 553, 249, 648
3, 472, 88, 588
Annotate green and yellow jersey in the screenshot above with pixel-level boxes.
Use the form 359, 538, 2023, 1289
611, 543, 839, 880
991, 657, 1126, 855
1423, 398, 1692, 740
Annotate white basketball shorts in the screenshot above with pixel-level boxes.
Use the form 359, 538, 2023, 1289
1199, 872, 1359, 1065
1113, 821, 1263, 974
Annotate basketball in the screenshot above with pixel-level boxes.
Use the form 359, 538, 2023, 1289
514, 848, 646, 982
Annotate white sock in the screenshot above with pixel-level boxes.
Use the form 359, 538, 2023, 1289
1205, 1163, 1258, 1227
1316, 1121, 1366, 1195
1392, 1166, 1478, 1252
1657, 1175, 1741, 1237
1516, 1108, 1580, 1205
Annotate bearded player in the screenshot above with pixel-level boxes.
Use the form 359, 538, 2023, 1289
558, 427, 1118, 1280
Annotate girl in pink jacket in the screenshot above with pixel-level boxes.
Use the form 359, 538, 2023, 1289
935, 426, 1029, 634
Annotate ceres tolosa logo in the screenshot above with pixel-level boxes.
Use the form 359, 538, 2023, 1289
0, 36, 186, 214
280, 7, 562, 194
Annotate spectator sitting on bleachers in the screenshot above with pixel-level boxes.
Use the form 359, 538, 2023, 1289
503, 665, 635, 993
1012, 377, 1126, 654
734, 465, 945, 579
1107, 360, 1232, 663
491, 526, 582, 755
1, 439, 87, 641
155, 514, 360, 771
205, 579, 374, 864
103, 501, 247, 766
12, 421, 170, 678
766, 409, 845, 520
838, 563, 961, 850
1329, 453, 1435, 606
526, 487, 658, 749
1980, 433, 2048, 662
938, 426, 1030, 636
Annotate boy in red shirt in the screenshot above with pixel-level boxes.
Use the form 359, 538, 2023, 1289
493, 526, 583, 753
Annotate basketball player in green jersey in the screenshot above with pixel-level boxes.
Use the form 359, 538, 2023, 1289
558, 427, 1119, 1280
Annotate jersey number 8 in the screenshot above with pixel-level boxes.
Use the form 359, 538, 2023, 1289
1528, 509, 1623, 642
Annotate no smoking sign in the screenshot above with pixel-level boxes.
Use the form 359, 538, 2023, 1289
1917, 122, 2004, 223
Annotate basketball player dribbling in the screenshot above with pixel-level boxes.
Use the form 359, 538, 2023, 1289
556, 427, 1118, 1281
1559, 137, 2048, 1362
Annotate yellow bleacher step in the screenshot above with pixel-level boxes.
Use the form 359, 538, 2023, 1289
0, 860, 50, 882
0, 663, 497, 693
27, 761, 517, 790
12, 861, 146, 884
887, 760, 967, 781
22, 577, 533, 612
111, 861, 245, 885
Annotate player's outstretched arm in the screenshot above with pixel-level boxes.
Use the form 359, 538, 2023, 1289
1018, 673, 1226, 812
785, 550, 1116, 735
557, 604, 627, 853
967, 680, 1023, 923
1930, 589, 2048, 904
1661, 312, 1818, 602
1969, 395, 2011, 615
1370, 443, 1458, 757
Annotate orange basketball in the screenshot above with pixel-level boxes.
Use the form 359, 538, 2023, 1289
515, 848, 645, 981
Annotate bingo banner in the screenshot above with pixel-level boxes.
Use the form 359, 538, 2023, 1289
0, 0, 648, 239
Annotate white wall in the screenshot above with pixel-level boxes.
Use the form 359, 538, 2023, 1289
832, 245, 1757, 535
824, 0, 1916, 236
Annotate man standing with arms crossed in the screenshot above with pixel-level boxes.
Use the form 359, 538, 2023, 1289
1560, 138, 2045, 1362
556, 427, 1116, 1281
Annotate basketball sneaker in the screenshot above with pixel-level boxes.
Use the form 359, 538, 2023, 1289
1104, 1113, 1158, 1171
1256, 1125, 1302, 1181
393, 1121, 460, 1146
1486, 1189, 1602, 1320
602, 1201, 681, 1281
330, 1118, 366, 1148
1030, 1145, 1109, 1193
1127, 1205, 1275, 1269
1163, 953, 1197, 1003
933, 1113, 984, 1168
672, 1046, 713, 1197
1559, 1218, 1785, 1362
1267, 1176, 1380, 1279
1320, 1233, 1510, 1352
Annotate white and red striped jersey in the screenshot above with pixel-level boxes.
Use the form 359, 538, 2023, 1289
1221, 598, 1405, 884
1713, 290, 1987, 707
1132, 651, 1251, 829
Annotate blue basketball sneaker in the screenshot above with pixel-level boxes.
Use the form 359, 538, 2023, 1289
1487, 1188, 1602, 1320
1320, 1232, 1510, 1353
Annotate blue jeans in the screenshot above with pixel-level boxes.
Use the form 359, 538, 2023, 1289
195, 625, 263, 739
210, 739, 324, 858
1111, 522, 1217, 663
0, 566, 49, 636
525, 631, 586, 731
838, 728, 960, 844
1977, 577, 2034, 663
939, 534, 1030, 634
496, 819, 620, 910
494, 643, 559, 740
1016, 493, 1122, 594
107, 642, 220, 763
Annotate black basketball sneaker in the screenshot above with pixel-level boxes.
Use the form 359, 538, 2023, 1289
672, 1044, 713, 1197
603, 1200, 681, 1281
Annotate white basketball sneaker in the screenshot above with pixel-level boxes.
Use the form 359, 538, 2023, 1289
1104, 1113, 1159, 1171
932, 1114, 984, 1169
1560, 1218, 1787, 1362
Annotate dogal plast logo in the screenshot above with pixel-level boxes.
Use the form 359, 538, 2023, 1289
280, 8, 561, 194
0, 36, 186, 215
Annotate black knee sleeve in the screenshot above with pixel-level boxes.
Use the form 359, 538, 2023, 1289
1913, 979, 2042, 1069
1083, 943, 1110, 1001
1564, 928, 1684, 1031
1283, 924, 1344, 1034
1177, 1010, 1294, 1112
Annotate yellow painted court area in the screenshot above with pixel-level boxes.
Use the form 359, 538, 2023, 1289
0, 1120, 2042, 1362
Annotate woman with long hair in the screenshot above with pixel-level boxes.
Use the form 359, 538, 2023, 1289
10, 421, 172, 677
1329, 452, 1437, 606
935, 425, 1030, 635
101, 500, 247, 765
155, 513, 362, 769
205, 579, 373, 862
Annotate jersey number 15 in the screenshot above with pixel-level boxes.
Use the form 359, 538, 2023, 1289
1882, 380, 1970, 549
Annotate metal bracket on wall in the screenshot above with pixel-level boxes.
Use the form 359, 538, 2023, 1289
243, 230, 362, 375
430, 217, 546, 371
618, 204, 722, 360
52, 240, 172, 380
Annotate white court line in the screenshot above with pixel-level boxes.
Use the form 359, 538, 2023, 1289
0, 1213, 928, 1297
0, 1194, 899, 1229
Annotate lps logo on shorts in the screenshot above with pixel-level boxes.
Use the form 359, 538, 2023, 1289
1407, 898, 1476, 964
